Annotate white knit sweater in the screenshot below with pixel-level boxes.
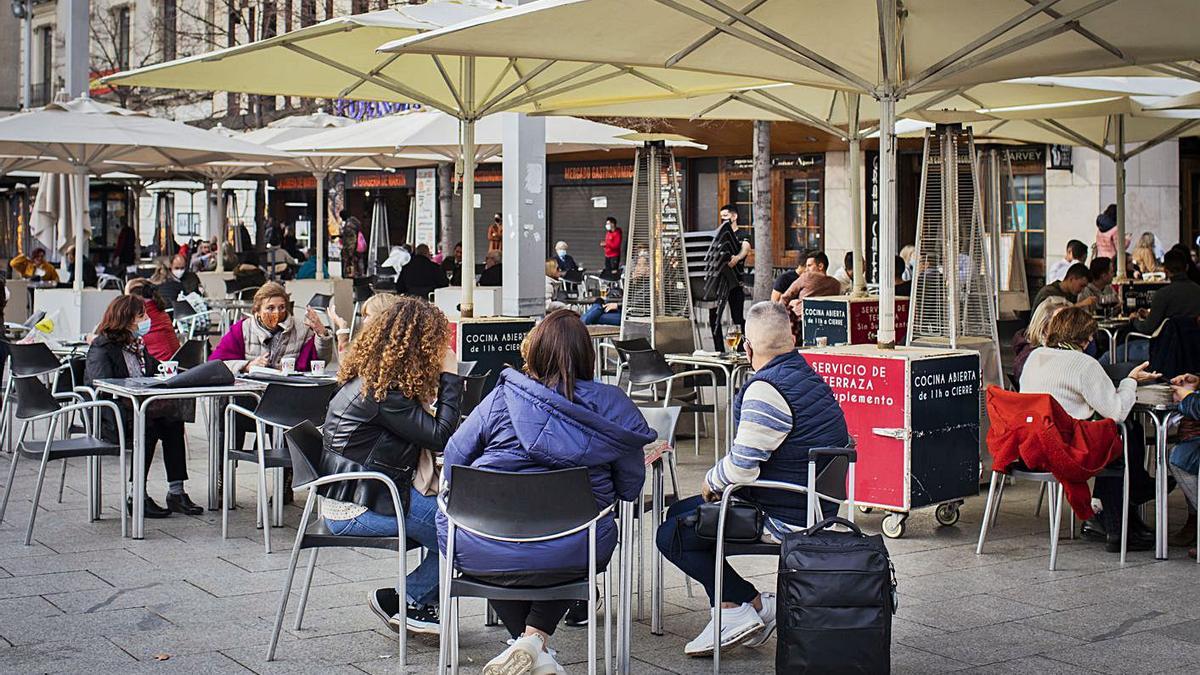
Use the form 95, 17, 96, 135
1018, 347, 1137, 422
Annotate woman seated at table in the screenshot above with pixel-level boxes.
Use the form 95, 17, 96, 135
150, 255, 202, 301
1011, 296, 1071, 383
124, 278, 180, 362
10, 248, 60, 282
319, 297, 463, 635
441, 309, 654, 675
84, 295, 203, 518
1019, 306, 1161, 552
327, 293, 399, 356
209, 282, 332, 374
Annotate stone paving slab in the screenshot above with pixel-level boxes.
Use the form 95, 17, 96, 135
0, 423, 1198, 673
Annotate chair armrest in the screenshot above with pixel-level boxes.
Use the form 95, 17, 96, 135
53, 391, 86, 404
300, 471, 407, 531
809, 447, 858, 463
73, 386, 99, 400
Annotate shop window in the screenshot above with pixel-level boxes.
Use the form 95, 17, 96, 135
784, 177, 822, 254
1002, 173, 1046, 277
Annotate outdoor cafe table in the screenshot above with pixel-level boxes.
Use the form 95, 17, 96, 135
664, 352, 752, 455
586, 325, 621, 379
93, 377, 266, 539
1133, 385, 1182, 560
1096, 317, 1130, 361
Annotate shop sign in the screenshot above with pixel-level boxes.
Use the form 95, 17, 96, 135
349, 172, 410, 189
548, 160, 685, 186
277, 175, 318, 191
1004, 145, 1044, 165
452, 166, 503, 185
414, 168, 437, 249
1048, 145, 1073, 170
723, 154, 824, 171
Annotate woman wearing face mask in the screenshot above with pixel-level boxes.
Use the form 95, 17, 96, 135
210, 282, 333, 374
85, 295, 202, 517
553, 241, 578, 275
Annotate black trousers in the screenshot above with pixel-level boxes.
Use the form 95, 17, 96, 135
1093, 419, 1154, 528
491, 599, 574, 638
709, 285, 746, 350
603, 256, 620, 275
132, 417, 188, 483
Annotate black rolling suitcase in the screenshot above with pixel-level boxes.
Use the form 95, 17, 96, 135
776, 516, 897, 674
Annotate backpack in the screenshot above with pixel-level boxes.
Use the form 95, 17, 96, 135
776, 516, 897, 673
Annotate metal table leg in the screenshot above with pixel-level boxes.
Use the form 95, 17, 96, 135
651, 456, 665, 635
207, 395, 222, 511
132, 402, 147, 539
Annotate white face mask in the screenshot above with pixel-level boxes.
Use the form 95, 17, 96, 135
556, 248, 568, 257
171, 268, 185, 279
605, 223, 614, 231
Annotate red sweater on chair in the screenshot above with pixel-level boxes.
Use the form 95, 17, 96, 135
986, 386, 1123, 520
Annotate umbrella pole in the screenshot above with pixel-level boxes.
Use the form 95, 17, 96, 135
214, 179, 226, 273
73, 168, 86, 292
314, 171, 326, 281
1114, 114, 1128, 282
876, 92, 897, 348
461, 56, 477, 319
846, 92, 867, 298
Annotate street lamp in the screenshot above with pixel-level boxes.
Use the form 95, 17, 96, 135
10, 0, 32, 109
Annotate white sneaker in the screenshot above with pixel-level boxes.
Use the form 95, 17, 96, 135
531, 647, 567, 675
683, 603, 765, 657
743, 593, 776, 648
484, 634, 543, 675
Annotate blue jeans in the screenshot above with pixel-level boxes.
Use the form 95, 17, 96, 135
582, 301, 621, 326
325, 487, 440, 607
655, 495, 759, 606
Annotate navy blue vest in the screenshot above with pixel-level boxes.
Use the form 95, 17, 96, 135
733, 351, 849, 526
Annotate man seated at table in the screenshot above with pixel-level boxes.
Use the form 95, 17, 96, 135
831, 251, 854, 293
1121, 250, 1200, 363
477, 249, 503, 287
440, 241, 463, 285
10, 247, 59, 282
1047, 239, 1089, 283
656, 301, 849, 658
779, 251, 843, 316
1078, 257, 1117, 306
894, 255, 912, 296
296, 248, 327, 279
1032, 262, 1094, 311
64, 245, 98, 288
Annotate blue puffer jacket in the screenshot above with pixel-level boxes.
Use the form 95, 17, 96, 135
438, 369, 655, 577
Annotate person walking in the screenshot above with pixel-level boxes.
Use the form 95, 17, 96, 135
701, 205, 751, 350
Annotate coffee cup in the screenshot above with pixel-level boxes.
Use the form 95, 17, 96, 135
280, 357, 297, 375
157, 361, 179, 377
310, 360, 326, 377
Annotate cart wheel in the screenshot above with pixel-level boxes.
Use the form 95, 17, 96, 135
881, 513, 907, 539
858, 506, 873, 514
934, 502, 961, 527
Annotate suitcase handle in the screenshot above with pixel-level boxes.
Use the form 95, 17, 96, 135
803, 515, 864, 537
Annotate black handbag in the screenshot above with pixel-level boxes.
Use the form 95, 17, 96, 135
685, 501, 765, 544
776, 516, 897, 674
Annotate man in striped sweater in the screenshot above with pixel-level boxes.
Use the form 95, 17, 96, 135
656, 301, 849, 658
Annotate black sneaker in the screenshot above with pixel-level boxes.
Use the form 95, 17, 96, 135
368, 588, 402, 633
405, 602, 440, 635
166, 492, 204, 516
563, 598, 602, 627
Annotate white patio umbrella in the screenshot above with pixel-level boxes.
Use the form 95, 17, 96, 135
387, 0, 1200, 344
101, 4, 767, 316
916, 96, 1200, 279
0, 96, 293, 288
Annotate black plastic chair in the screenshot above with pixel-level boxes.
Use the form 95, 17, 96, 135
710, 447, 857, 672
616, 344, 719, 460
439, 466, 614, 675
266, 421, 410, 665
224, 382, 337, 553
0, 375, 126, 545
171, 339, 209, 370
460, 371, 491, 419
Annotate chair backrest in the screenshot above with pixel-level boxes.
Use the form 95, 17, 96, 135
353, 278, 375, 303
236, 286, 260, 301
12, 375, 61, 420
639, 405, 681, 445
172, 340, 208, 369
8, 342, 63, 378
172, 300, 198, 320
813, 455, 851, 503
621, 348, 675, 383
460, 371, 492, 418
254, 382, 337, 428
224, 279, 242, 295
612, 338, 652, 356
446, 466, 600, 540
284, 420, 325, 488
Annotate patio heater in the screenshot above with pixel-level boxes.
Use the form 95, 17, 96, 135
153, 191, 176, 257
367, 196, 391, 276
619, 139, 697, 353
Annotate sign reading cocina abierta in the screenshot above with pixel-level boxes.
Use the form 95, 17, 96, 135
455, 319, 535, 393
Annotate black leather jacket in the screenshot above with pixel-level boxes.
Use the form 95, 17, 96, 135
318, 373, 463, 515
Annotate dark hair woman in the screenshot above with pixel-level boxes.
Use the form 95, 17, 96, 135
319, 297, 463, 636
441, 309, 655, 674
84, 295, 202, 518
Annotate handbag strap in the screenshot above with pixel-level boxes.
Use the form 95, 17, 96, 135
803, 515, 864, 537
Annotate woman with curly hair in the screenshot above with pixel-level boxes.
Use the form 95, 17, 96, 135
318, 296, 463, 636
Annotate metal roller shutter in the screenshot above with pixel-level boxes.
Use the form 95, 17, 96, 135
448, 186, 503, 270
549, 184, 633, 272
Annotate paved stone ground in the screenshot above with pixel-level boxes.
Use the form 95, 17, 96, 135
0, 420, 1198, 674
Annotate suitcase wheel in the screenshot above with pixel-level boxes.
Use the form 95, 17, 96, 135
882, 512, 907, 539
935, 502, 962, 527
